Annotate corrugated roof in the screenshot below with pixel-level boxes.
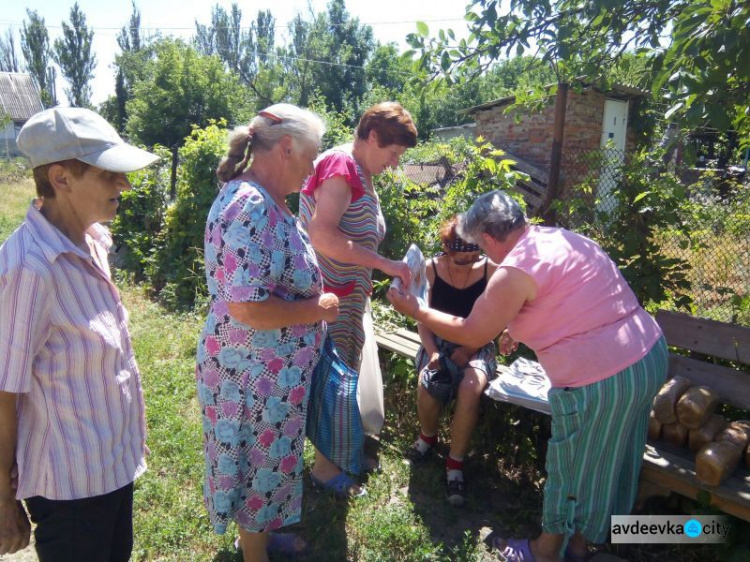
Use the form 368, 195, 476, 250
0, 72, 44, 121
467, 80, 648, 114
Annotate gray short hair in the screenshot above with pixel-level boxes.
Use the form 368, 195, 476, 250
217, 103, 325, 182
457, 190, 527, 243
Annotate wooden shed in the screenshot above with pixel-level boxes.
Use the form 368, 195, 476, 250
467, 82, 647, 211
0, 72, 44, 159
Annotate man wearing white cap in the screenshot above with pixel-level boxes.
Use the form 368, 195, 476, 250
0, 108, 159, 561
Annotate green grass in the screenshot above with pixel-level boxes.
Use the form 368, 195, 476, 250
2, 178, 744, 561
0, 177, 35, 241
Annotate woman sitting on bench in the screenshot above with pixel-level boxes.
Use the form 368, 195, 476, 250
403, 216, 497, 507
388, 190, 668, 562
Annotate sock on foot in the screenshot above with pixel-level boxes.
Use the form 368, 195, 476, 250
446, 454, 464, 481
414, 432, 437, 454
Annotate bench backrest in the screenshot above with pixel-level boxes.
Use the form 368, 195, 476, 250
656, 309, 750, 411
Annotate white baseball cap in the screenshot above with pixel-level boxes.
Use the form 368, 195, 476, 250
17, 107, 159, 172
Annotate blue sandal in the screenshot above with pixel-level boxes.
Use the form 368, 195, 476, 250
310, 472, 367, 499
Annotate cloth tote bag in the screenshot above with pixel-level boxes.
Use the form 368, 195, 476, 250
306, 334, 364, 475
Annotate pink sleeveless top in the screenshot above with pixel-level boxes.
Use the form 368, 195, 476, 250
502, 226, 663, 388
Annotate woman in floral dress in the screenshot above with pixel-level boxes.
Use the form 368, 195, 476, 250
196, 104, 338, 562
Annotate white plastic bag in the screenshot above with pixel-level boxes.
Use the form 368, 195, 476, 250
358, 298, 385, 435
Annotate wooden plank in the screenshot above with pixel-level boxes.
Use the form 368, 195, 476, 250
395, 328, 422, 345
513, 184, 544, 208
668, 354, 750, 410
374, 332, 419, 358
641, 444, 750, 522
657, 310, 750, 365
502, 149, 549, 180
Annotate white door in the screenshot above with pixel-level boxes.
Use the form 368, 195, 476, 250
598, 99, 629, 211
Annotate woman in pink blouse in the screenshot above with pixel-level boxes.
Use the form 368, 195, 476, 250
388, 190, 668, 562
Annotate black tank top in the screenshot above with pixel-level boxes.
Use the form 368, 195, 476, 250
429, 258, 488, 318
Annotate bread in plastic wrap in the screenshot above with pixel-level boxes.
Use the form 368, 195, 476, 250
676, 385, 719, 429
661, 422, 688, 448
688, 414, 726, 454
696, 441, 742, 486
652, 376, 692, 424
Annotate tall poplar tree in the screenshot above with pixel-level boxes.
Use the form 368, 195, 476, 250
20, 10, 55, 107
113, 1, 144, 130
0, 30, 21, 73
53, 2, 97, 107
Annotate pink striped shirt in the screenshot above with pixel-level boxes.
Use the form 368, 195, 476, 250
0, 203, 147, 500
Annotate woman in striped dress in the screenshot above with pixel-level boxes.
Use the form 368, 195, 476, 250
299, 102, 417, 497
388, 190, 668, 562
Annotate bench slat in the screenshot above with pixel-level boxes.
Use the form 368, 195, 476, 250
668, 354, 750, 411
641, 444, 750, 522
657, 310, 750, 365
374, 332, 419, 358
395, 328, 422, 345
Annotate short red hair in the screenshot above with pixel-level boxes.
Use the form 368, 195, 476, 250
356, 102, 417, 148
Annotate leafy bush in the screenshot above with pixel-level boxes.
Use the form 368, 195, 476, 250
111, 145, 172, 280
150, 121, 228, 308
375, 137, 526, 271
0, 158, 31, 183
554, 149, 694, 311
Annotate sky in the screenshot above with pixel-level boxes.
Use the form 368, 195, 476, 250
0, 0, 473, 106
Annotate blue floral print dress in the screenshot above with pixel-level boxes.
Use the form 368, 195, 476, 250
196, 179, 325, 534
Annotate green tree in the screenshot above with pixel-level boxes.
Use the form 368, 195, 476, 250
283, 0, 374, 117
411, 0, 750, 147
317, 0, 374, 115
20, 10, 55, 107
105, 1, 146, 131
194, 4, 281, 107
365, 43, 411, 94
125, 38, 246, 194
53, 2, 97, 107
0, 29, 21, 72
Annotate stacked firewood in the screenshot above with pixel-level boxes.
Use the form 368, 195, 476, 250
649, 376, 750, 486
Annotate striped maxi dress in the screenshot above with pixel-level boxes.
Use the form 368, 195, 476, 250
299, 146, 386, 369
299, 146, 386, 475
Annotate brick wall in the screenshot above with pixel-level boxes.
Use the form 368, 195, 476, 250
473, 100, 556, 171
473, 89, 642, 198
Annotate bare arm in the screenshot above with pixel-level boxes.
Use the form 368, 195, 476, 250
388, 267, 534, 348
0, 392, 30, 555
449, 257, 500, 366
306, 178, 411, 285
227, 292, 339, 331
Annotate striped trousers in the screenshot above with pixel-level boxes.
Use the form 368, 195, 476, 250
542, 337, 668, 543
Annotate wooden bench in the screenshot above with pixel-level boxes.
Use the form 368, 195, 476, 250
640, 310, 750, 521
374, 309, 750, 521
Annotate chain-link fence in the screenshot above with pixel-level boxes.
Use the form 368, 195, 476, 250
400, 150, 749, 324
554, 147, 750, 324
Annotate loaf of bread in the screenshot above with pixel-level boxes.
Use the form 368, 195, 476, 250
653, 376, 692, 424
688, 414, 727, 454
696, 441, 742, 486
716, 421, 750, 449
648, 411, 662, 441
676, 386, 719, 429
662, 422, 689, 447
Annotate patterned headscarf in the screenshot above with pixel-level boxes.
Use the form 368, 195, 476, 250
446, 236, 480, 253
